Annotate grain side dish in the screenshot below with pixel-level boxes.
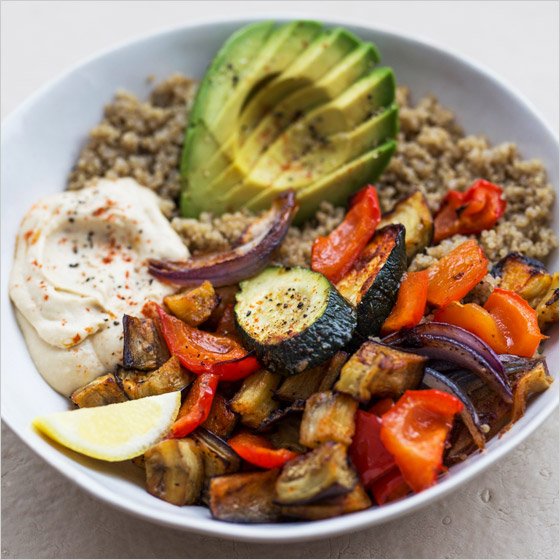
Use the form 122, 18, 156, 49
11, 20, 557, 524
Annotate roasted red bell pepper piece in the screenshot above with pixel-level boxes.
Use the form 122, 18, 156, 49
370, 466, 411, 505
426, 240, 489, 308
380, 389, 463, 493
311, 185, 381, 283
434, 179, 506, 243
349, 410, 396, 488
171, 373, 219, 438
369, 398, 394, 417
381, 271, 429, 334
484, 288, 546, 357
228, 432, 298, 469
434, 300, 509, 354
157, 305, 260, 381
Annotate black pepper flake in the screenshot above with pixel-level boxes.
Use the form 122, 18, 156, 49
246, 310, 252, 317
69, 263, 79, 268
149, 279, 154, 285
297, 302, 304, 309
68, 217, 75, 223
113, 321, 120, 326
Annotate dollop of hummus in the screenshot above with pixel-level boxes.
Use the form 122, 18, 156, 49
9, 178, 189, 396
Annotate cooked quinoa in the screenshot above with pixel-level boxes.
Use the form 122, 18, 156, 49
67, 75, 557, 268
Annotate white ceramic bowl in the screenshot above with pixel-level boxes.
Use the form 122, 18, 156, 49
1, 15, 558, 543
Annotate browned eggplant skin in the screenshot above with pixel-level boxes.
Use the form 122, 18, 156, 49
335, 341, 425, 403
280, 483, 372, 520
122, 314, 169, 370
299, 392, 357, 448
70, 373, 128, 408
148, 190, 297, 287
275, 442, 358, 506
119, 356, 192, 399
201, 394, 238, 439
144, 438, 204, 506
209, 469, 281, 523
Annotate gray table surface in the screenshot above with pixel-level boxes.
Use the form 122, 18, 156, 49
1, 2, 559, 558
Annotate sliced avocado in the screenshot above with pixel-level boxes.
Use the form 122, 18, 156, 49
210, 68, 396, 213
206, 43, 381, 196
180, 22, 398, 219
181, 20, 323, 216
279, 140, 397, 223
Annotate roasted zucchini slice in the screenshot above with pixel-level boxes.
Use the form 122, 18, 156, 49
122, 314, 169, 370
275, 442, 358, 505
230, 370, 281, 429
119, 356, 192, 399
280, 483, 371, 520
377, 191, 433, 259
299, 391, 358, 448
536, 272, 558, 330
201, 394, 238, 439
335, 341, 425, 402
491, 252, 553, 308
235, 266, 357, 375
70, 373, 128, 408
209, 469, 281, 523
144, 438, 204, 506
336, 224, 407, 338
164, 281, 219, 327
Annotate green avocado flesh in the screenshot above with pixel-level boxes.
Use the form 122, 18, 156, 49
180, 21, 398, 219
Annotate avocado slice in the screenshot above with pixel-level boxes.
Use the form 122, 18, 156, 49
205, 43, 381, 197
180, 22, 398, 219
182, 21, 323, 215
210, 68, 396, 213
289, 140, 398, 223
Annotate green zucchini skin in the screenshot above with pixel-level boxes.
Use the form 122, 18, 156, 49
337, 224, 407, 339
235, 267, 357, 375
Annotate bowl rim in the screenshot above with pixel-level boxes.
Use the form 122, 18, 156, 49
1, 12, 558, 543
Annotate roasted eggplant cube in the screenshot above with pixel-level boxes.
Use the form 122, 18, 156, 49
122, 314, 169, 370
70, 373, 128, 408
377, 190, 434, 259
536, 272, 559, 330
209, 469, 281, 523
164, 281, 219, 327
201, 394, 238, 439
267, 413, 308, 453
492, 252, 553, 307
144, 438, 204, 506
192, 428, 241, 504
230, 370, 281, 429
300, 392, 358, 448
275, 442, 357, 505
281, 483, 371, 520
275, 364, 326, 402
318, 351, 348, 392
120, 356, 192, 399
335, 341, 425, 402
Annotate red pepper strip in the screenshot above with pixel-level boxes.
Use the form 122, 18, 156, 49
484, 288, 546, 357
434, 179, 506, 243
171, 373, 219, 438
228, 432, 298, 469
381, 271, 429, 334
433, 301, 509, 354
157, 305, 260, 381
349, 410, 396, 488
380, 389, 464, 493
370, 467, 411, 505
426, 240, 489, 308
311, 185, 381, 283
369, 398, 394, 417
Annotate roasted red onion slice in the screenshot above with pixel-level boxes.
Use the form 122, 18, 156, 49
423, 367, 486, 449
384, 322, 512, 403
149, 190, 297, 287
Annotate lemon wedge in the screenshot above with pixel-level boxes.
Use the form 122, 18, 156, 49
32, 391, 181, 461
